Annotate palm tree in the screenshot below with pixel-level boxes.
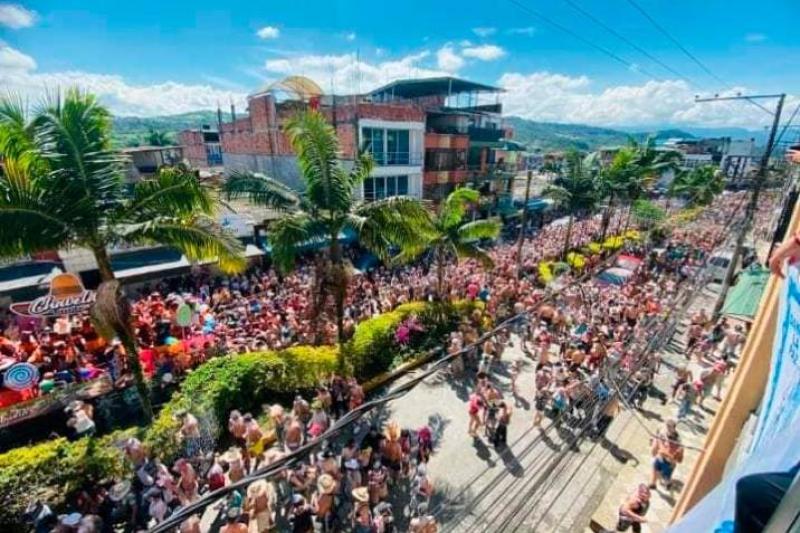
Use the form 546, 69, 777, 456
146, 128, 172, 146
0, 89, 246, 420
597, 148, 635, 240
668, 165, 724, 207
543, 150, 602, 257
224, 110, 430, 362
394, 188, 501, 298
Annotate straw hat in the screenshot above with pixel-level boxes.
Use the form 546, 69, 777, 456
351, 487, 369, 503
108, 480, 131, 502
317, 474, 336, 495
220, 447, 242, 464
384, 420, 401, 441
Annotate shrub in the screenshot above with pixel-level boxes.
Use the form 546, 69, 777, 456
145, 346, 338, 460
602, 236, 625, 250
585, 242, 602, 254
566, 252, 586, 270
0, 428, 137, 528
538, 261, 554, 284
624, 229, 641, 241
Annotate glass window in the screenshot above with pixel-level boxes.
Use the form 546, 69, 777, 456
375, 177, 385, 199
386, 129, 409, 165
397, 175, 409, 196
364, 178, 375, 201
363, 128, 384, 164
386, 176, 396, 197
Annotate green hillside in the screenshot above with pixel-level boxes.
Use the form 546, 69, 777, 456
111, 110, 233, 147
505, 116, 694, 152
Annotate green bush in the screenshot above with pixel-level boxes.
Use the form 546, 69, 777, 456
0, 428, 137, 528
145, 345, 338, 460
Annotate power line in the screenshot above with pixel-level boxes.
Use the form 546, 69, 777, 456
505, 0, 663, 82
624, 0, 773, 117
560, 0, 704, 89
776, 102, 800, 148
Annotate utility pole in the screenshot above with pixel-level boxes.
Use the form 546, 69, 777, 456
517, 169, 533, 279
695, 93, 785, 318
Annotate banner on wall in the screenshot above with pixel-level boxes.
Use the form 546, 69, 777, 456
670, 264, 800, 532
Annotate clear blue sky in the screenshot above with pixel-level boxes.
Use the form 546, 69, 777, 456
1, 0, 798, 127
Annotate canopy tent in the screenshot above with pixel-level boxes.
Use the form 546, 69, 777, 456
596, 267, 635, 286
721, 265, 770, 321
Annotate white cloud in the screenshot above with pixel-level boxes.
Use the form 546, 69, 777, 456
472, 27, 496, 38
745, 33, 767, 43
345, 32, 357, 41
265, 51, 449, 94
507, 26, 536, 36
498, 71, 797, 129
436, 45, 464, 72
0, 44, 36, 71
0, 3, 37, 29
462, 44, 505, 61
256, 26, 280, 39
0, 45, 247, 116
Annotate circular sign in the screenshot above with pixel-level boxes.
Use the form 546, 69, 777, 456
3, 362, 40, 391
175, 303, 193, 328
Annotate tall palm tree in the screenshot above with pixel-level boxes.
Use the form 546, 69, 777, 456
597, 148, 635, 240
668, 165, 724, 207
224, 110, 430, 363
394, 188, 501, 298
543, 150, 602, 257
0, 89, 246, 420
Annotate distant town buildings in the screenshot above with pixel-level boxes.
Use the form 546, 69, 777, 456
121, 145, 185, 181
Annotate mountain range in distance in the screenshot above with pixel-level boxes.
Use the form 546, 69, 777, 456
111, 110, 766, 152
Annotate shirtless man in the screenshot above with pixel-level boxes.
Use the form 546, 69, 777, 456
284, 415, 304, 453
176, 410, 202, 458
228, 410, 249, 470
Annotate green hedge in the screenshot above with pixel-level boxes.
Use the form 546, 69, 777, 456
0, 428, 138, 528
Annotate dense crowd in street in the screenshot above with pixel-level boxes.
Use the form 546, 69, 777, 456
13, 190, 777, 532
0, 212, 616, 407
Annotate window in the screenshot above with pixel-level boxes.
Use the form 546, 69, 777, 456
363, 175, 410, 201
362, 127, 412, 165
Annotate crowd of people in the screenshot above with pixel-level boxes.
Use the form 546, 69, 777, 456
0, 211, 618, 410
10, 189, 777, 532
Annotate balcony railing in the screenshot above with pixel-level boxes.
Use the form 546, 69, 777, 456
366, 152, 423, 166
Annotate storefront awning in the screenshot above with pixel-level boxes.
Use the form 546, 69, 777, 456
722, 265, 770, 321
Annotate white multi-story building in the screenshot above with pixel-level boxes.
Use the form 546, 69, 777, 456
358, 118, 425, 200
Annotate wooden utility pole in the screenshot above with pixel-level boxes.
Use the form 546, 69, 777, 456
695, 93, 786, 318
517, 170, 533, 279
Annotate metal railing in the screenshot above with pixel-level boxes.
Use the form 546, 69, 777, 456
366, 151, 423, 166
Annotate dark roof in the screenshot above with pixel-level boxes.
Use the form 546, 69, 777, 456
370, 77, 503, 99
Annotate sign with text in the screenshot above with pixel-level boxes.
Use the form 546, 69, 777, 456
10, 273, 96, 318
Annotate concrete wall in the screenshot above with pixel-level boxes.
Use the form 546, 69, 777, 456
222, 153, 304, 190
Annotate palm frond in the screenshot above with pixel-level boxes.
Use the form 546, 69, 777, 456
441, 187, 479, 229
351, 196, 434, 260
457, 218, 501, 242
453, 241, 494, 269
0, 156, 74, 257
36, 88, 126, 226
118, 215, 246, 274
223, 170, 300, 212
124, 166, 216, 220
284, 111, 352, 214
268, 212, 329, 272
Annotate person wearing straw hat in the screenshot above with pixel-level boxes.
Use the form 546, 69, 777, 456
245, 479, 276, 532
351, 487, 372, 533
312, 473, 337, 531
220, 506, 248, 533
221, 447, 245, 483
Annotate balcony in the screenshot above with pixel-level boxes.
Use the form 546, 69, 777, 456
467, 126, 504, 143
424, 132, 469, 150
423, 170, 471, 185
366, 151, 423, 166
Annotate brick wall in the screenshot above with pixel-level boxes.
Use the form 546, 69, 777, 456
179, 130, 208, 168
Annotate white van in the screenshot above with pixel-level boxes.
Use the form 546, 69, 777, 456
709, 251, 736, 283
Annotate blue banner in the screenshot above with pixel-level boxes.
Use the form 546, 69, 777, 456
670, 264, 800, 532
